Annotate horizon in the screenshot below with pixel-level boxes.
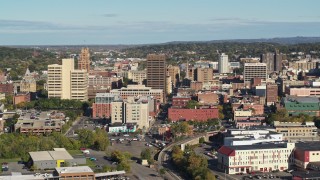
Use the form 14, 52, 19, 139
1, 0, 320, 45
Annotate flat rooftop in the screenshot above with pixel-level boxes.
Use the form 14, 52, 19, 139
284, 96, 320, 103
55, 166, 93, 174
225, 142, 289, 151
295, 142, 320, 151
29, 148, 73, 161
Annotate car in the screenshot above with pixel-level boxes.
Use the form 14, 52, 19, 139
255, 175, 262, 179
123, 134, 130, 137
90, 157, 97, 161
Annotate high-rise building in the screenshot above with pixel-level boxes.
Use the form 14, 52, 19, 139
274, 50, 283, 72
244, 63, 267, 87
146, 54, 166, 99
167, 65, 180, 87
47, 58, 88, 101
261, 50, 283, 73
219, 53, 229, 73
261, 52, 274, 73
78, 48, 90, 72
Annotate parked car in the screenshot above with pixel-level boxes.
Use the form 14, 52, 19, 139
123, 134, 130, 137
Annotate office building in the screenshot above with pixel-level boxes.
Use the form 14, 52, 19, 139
128, 70, 146, 85
193, 67, 213, 83
244, 63, 267, 87
218, 143, 295, 174
47, 58, 88, 101
92, 93, 121, 118
111, 97, 150, 129
110, 85, 164, 103
146, 54, 166, 100
167, 65, 180, 87
274, 121, 318, 142
219, 53, 229, 73
261, 52, 275, 73
261, 51, 283, 73
78, 47, 90, 72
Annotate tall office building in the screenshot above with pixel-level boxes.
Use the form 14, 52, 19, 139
146, 54, 166, 100
78, 48, 90, 72
219, 53, 229, 73
167, 65, 180, 87
274, 50, 283, 72
244, 63, 267, 87
47, 58, 88, 101
261, 52, 274, 73
261, 50, 283, 73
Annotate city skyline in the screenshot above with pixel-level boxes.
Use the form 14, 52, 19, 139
1, 0, 320, 45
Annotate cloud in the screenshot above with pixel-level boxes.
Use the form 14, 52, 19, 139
102, 13, 118, 18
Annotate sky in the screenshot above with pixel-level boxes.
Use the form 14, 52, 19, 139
1, 0, 320, 45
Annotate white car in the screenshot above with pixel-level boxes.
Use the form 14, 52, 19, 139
124, 134, 130, 137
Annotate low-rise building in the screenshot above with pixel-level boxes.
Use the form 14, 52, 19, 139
172, 96, 191, 108
286, 87, 320, 96
13, 92, 30, 105
197, 92, 219, 105
274, 121, 318, 142
294, 142, 320, 169
29, 148, 86, 170
110, 85, 164, 103
217, 143, 295, 174
168, 106, 219, 122
224, 129, 283, 146
53, 166, 95, 180
282, 96, 320, 116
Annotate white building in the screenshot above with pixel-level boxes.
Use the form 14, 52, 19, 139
111, 96, 150, 130
47, 58, 88, 101
219, 53, 229, 74
224, 129, 283, 146
244, 63, 267, 87
218, 143, 295, 174
110, 85, 164, 103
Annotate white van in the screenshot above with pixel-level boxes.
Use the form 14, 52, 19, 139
83, 150, 90, 155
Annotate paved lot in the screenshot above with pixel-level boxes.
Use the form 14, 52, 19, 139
87, 133, 163, 180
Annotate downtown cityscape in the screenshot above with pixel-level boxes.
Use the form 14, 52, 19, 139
1, 1, 320, 180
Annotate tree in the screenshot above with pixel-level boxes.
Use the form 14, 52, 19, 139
199, 137, 205, 144
186, 100, 200, 109
159, 168, 166, 177
140, 148, 152, 164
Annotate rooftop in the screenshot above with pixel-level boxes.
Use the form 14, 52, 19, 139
295, 142, 320, 151
55, 166, 93, 174
284, 96, 320, 103
224, 142, 290, 151
29, 148, 73, 161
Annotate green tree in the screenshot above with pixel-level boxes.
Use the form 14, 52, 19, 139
186, 100, 200, 109
140, 148, 153, 164
159, 168, 166, 177
199, 137, 205, 144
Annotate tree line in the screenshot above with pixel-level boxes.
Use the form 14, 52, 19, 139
171, 145, 215, 180
0, 129, 109, 162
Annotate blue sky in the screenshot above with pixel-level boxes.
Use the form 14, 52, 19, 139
1, 0, 320, 45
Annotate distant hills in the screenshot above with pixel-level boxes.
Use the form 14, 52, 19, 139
6, 36, 320, 50
164, 36, 320, 45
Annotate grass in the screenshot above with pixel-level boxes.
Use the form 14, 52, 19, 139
67, 150, 82, 156
0, 158, 21, 164
85, 158, 96, 168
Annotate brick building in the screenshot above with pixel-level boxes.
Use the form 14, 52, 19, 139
190, 81, 203, 91
266, 83, 278, 105
197, 92, 219, 105
172, 96, 191, 108
13, 93, 30, 105
168, 107, 219, 122
0, 83, 13, 95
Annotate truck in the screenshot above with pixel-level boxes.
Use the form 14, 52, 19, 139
82, 150, 90, 155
